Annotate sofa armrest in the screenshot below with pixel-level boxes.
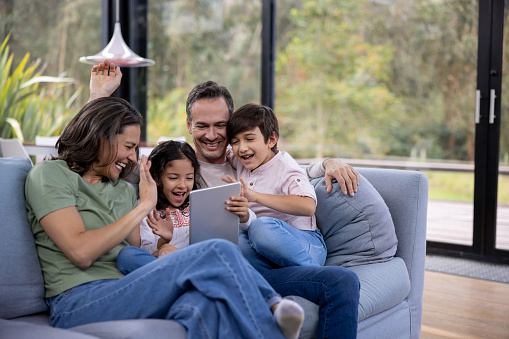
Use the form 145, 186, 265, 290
357, 167, 428, 337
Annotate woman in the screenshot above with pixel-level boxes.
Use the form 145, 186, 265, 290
25, 96, 301, 338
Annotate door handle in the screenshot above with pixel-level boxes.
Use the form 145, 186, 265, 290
489, 89, 496, 124
475, 90, 481, 124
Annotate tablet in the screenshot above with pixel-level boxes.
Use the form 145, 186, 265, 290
189, 182, 241, 245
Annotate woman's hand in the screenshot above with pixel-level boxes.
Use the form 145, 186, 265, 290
147, 208, 174, 242
138, 155, 157, 212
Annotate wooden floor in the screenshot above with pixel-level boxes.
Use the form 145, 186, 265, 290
421, 270, 509, 339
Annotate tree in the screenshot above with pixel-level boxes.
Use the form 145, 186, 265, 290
275, 0, 399, 159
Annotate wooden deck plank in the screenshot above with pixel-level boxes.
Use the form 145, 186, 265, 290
427, 200, 509, 250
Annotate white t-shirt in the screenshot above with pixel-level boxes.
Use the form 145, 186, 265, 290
140, 206, 190, 254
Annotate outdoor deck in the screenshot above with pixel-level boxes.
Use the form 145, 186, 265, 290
427, 200, 509, 250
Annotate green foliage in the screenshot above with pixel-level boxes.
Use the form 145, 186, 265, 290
147, 87, 190, 145
0, 35, 81, 142
422, 170, 509, 206
275, 0, 400, 159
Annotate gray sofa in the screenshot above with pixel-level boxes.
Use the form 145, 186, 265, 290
0, 156, 428, 339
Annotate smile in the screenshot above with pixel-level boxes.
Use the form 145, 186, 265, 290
115, 162, 126, 172
172, 192, 187, 203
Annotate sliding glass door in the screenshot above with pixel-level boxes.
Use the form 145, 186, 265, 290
271, 0, 508, 262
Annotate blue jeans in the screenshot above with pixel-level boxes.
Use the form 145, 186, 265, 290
46, 239, 285, 339
239, 216, 327, 272
116, 245, 280, 309
262, 266, 360, 339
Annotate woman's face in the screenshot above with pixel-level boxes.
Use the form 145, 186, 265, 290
84, 124, 140, 184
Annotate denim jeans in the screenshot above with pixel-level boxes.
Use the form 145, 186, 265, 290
46, 239, 284, 339
262, 266, 360, 339
239, 216, 327, 272
116, 245, 281, 309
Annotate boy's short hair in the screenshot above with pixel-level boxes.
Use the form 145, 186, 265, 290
227, 103, 279, 152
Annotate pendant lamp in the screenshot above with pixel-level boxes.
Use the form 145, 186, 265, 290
79, 0, 154, 67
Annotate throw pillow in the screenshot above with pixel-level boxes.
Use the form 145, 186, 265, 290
310, 174, 397, 267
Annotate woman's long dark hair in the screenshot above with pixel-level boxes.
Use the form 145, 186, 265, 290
148, 140, 202, 211
54, 97, 143, 179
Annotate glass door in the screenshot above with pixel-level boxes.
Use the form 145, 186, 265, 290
274, 0, 478, 248
272, 0, 509, 262
496, 0, 509, 252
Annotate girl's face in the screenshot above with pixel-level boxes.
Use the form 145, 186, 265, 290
160, 158, 195, 209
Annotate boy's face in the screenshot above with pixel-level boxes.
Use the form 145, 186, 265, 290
230, 127, 277, 170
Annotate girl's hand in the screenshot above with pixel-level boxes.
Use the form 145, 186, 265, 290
138, 155, 158, 212
157, 244, 178, 258
226, 194, 250, 223
221, 175, 258, 203
147, 208, 174, 242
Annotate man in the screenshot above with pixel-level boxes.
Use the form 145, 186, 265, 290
90, 60, 360, 339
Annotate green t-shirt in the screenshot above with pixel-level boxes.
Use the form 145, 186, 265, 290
25, 160, 137, 298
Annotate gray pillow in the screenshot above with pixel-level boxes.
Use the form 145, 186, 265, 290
310, 174, 397, 267
0, 157, 48, 319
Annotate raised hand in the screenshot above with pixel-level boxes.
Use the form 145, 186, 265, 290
138, 155, 158, 212
89, 60, 122, 101
221, 175, 258, 203
147, 208, 174, 243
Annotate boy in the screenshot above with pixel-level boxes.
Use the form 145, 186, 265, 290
223, 103, 327, 272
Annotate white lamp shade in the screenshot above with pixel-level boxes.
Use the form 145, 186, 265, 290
79, 22, 154, 67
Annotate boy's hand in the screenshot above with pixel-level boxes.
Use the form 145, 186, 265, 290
147, 208, 174, 242
222, 175, 257, 202
226, 194, 250, 223
89, 60, 122, 101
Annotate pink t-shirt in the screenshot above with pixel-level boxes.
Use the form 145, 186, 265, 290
229, 151, 317, 231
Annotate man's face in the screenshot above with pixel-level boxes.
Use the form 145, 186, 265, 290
187, 97, 230, 164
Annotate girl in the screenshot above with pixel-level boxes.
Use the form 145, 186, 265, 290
141, 140, 203, 255
121, 140, 250, 259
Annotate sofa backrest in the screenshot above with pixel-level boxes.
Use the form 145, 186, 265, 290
0, 157, 48, 319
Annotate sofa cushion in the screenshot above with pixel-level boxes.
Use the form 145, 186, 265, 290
0, 318, 99, 339
348, 257, 410, 321
0, 157, 48, 319
310, 174, 397, 267
70, 319, 187, 339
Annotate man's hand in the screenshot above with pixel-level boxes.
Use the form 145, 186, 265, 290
88, 60, 122, 101
323, 158, 359, 196
147, 208, 174, 242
